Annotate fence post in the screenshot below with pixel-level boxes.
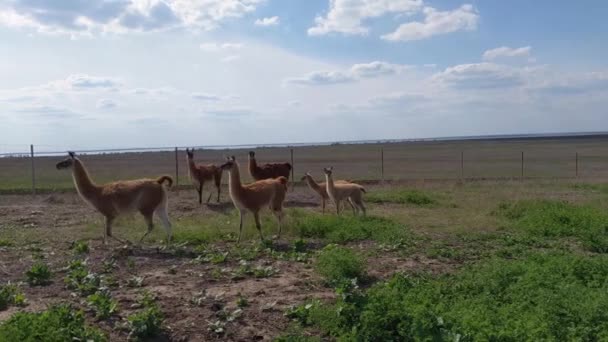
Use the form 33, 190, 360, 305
575, 152, 579, 178
290, 148, 295, 190
521, 151, 524, 180
460, 151, 464, 180
30, 144, 36, 195
381, 147, 385, 183
174, 147, 179, 188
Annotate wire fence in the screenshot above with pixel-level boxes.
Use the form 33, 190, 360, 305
1, 138, 608, 194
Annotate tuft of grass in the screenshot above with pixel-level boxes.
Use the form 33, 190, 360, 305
0, 283, 26, 311
0, 304, 106, 341
291, 209, 410, 244
71, 241, 89, 255
314, 245, 366, 286
0, 239, 13, 247
298, 252, 608, 341
366, 189, 437, 206
572, 183, 608, 194
25, 263, 52, 286
497, 200, 608, 252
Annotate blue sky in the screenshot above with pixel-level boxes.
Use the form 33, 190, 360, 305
0, 0, 607, 152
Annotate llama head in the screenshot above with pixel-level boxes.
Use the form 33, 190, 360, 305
300, 171, 312, 181
323, 167, 334, 176
56, 151, 76, 170
186, 148, 194, 159
220, 156, 237, 171
248, 151, 255, 158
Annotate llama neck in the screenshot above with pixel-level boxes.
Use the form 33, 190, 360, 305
305, 175, 322, 191
248, 156, 257, 170
187, 157, 197, 177
72, 159, 98, 198
325, 174, 335, 192
228, 163, 244, 193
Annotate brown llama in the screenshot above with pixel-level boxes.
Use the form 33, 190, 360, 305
300, 172, 352, 213
221, 156, 287, 243
56, 152, 173, 244
323, 167, 366, 216
186, 148, 223, 204
248, 151, 292, 181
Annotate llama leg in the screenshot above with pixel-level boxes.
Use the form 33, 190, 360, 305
216, 184, 221, 203
155, 206, 173, 245
237, 210, 246, 243
335, 200, 341, 215
357, 200, 366, 217
103, 216, 114, 245
197, 183, 203, 204
139, 213, 154, 243
347, 198, 357, 216
322, 198, 325, 214
273, 210, 284, 238
253, 211, 265, 242
206, 186, 213, 203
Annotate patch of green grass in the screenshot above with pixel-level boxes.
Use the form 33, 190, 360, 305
291, 209, 410, 244
71, 241, 89, 255
0, 304, 106, 341
0, 239, 13, 247
497, 200, 608, 252
366, 189, 437, 206
0, 283, 26, 311
25, 262, 52, 286
300, 252, 608, 341
314, 245, 366, 286
573, 183, 608, 194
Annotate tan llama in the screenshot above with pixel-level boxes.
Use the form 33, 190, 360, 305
323, 167, 366, 216
186, 148, 223, 204
300, 172, 352, 213
220, 156, 287, 242
56, 152, 173, 244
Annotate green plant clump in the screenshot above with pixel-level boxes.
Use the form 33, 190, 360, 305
314, 245, 366, 286
366, 189, 437, 206
0, 304, 106, 341
299, 253, 608, 341
26, 263, 52, 286
127, 292, 164, 341
0, 283, 26, 311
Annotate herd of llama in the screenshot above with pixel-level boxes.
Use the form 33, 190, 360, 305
55, 149, 367, 244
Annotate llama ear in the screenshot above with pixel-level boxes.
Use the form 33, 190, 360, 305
68, 151, 76, 158
230, 155, 236, 161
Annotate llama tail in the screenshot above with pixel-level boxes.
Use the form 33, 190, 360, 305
277, 176, 288, 185
157, 175, 174, 187
359, 186, 366, 193
285, 163, 292, 171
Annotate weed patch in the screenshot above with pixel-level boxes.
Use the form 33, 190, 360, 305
0, 283, 26, 311
26, 262, 52, 286
315, 245, 366, 286
497, 200, 608, 252
127, 291, 164, 341
366, 189, 437, 206
0, 304, 106, 341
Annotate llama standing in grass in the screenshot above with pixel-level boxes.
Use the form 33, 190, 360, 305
323, 167, 366, 216
56, 152, 173, 244
301, 172, 352, 213
221, 156, 287, 243
248, 151, 292, 181
186, 148, 223, 204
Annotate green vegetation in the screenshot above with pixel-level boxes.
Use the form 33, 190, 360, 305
87, 291, 119, 320
298, 253, 608, 341
25, 262, 52, 286
0, 239, 13, 247
0, 304, 106, 341
127, 292, 164, 341
498, 199, 608, 252
315, 245, 366, 286
71, 241, 90, 255
0, 283, 26, 310
366, 189, 437, 206
291, 210, 410, 244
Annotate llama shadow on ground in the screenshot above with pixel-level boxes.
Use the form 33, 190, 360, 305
284, 200, 318, 208
205, 202, 235, 214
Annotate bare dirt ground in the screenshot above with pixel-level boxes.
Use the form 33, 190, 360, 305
0, 184, 456, 341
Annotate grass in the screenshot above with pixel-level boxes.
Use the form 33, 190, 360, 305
497, 199, 608, 252
314, 245, 366, 286
0, 304, 106, 341
25, 263, 52, 286
291, 209, 411, 244
298, 252, 608, 341
0, 283, 26, 311
366, 188, 437, 206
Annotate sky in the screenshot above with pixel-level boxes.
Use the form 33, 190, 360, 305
1, 0, 607, 153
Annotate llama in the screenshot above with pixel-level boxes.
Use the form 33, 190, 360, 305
248, 151, 292, 181
56, 152, 173, 244
186, 148, 223, 204
300, 172, 352, 213
221, 156, 287, 243
323, 167, 366, 216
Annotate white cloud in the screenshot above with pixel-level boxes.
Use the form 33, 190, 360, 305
308, 0, 423, 36
382, 4, 478, 41
191, 92, 222, 101
97, 99, 118, 110
199, 42, 243, 51
483, 46, 532, 61
254, 16, 279, 27
0, 0, 267, 35
221, 55, 240, 63
432, 63, 526, 89
287, 61, 408, 86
